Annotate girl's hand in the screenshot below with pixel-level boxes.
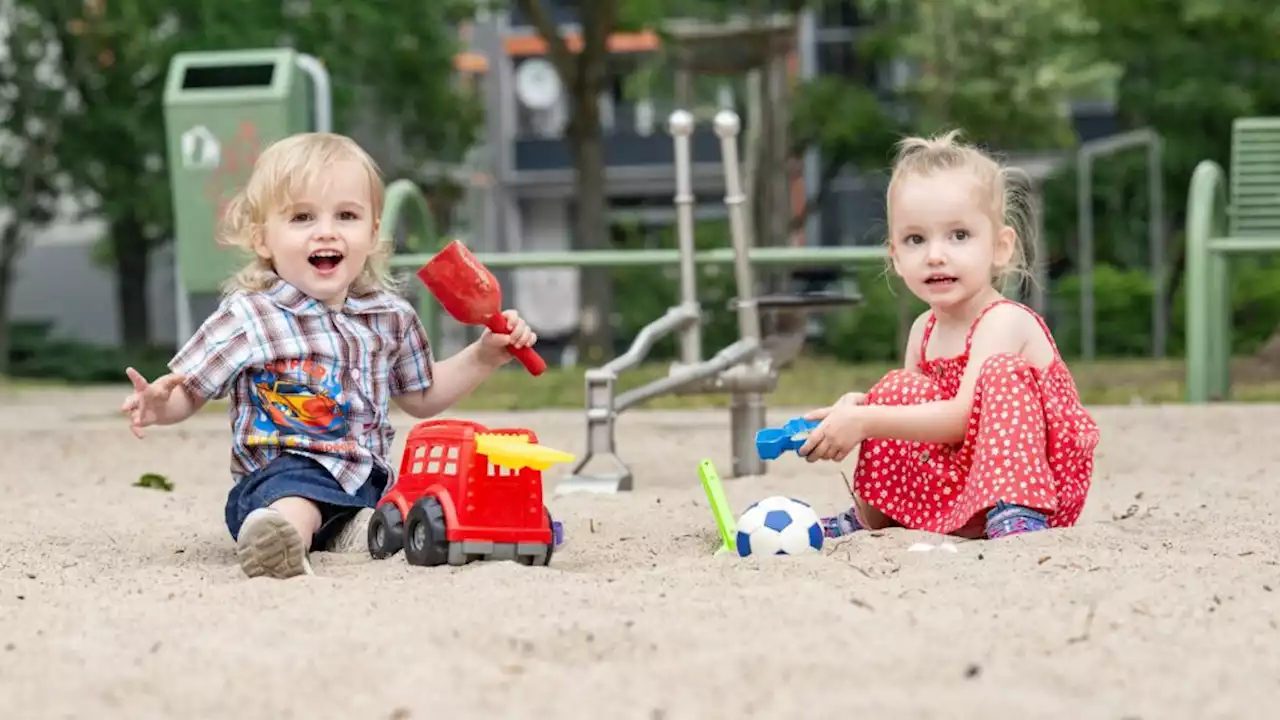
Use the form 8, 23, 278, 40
477, 309, 538, 367
798, 402, 868, 463
120, 367, 186, 439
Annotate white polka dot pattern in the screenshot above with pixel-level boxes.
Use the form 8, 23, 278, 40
851, 300, 1099, 534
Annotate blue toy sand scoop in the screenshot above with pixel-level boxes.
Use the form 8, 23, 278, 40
755, 417, 821, 460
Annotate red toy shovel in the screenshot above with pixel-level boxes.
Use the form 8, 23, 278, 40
416, 239, 547, 376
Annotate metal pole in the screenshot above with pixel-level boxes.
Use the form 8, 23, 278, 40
1149, 136, 1166, 357
295, 53, 333, 133
715, 109, 761, 345
668, 109, 702, 365
1075, 128, 1164, 360
1078, 154, 1094, 359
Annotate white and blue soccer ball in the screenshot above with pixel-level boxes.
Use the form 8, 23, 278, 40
735, 496, 824, 557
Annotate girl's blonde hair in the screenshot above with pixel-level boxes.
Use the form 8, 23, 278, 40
885, 129, 1037, 291
217, 132, 397, 296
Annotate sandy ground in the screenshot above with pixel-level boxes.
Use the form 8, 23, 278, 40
2, 386, 1280, 719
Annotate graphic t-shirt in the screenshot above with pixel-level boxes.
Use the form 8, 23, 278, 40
169, 279, 434, 494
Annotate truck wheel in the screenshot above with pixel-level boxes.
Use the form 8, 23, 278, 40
519, 507, 556, 567
404, 497, 450, 567
367, 504, 404, 559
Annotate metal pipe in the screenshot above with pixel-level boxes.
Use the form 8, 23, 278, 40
1077, 154, 1093, 358
380, 179, 440, 343
601, 305, 700, 375
668, 109, 702, 366
387, 244, 887, 270
614, 337, 760, 412
713, 109, 762, 345
1183, 160, 1226, 402
295, 53, 333, 133
1076, 127, 1163, 360
1148, 135, 1166, 358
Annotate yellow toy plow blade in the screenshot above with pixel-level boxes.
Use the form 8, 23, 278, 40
474, 433, 576, 471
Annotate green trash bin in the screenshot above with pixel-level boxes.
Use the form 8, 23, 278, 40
162, 48, 331, 340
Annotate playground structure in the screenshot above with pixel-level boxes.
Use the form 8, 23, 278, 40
557, 109, 864, 494
1184, 117, 1280, 402
384, 111, 881, 495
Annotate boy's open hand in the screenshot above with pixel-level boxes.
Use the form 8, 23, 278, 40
478, 309, 538, 366
121, 367, 186, 439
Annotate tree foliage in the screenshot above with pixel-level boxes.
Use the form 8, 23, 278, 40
861, 0, 1119, 150
0, 0, 67, 373
9, 0, 480, 348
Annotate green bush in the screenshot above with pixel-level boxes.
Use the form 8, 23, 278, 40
1051, 260, 1280, 359
5, 320, 173, 384
1051, 265, 1155, 358
812, 265, 928, 363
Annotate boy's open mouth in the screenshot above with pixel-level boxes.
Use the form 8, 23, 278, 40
309, 250, 344, 272
925, 274, 957, 285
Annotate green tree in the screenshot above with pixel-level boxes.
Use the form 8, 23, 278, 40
0, 0, 65, 374
511, 0, 629, 364
1031, 0, 1280, 357
863, 0, 1119, 150
24, 0, 480, 349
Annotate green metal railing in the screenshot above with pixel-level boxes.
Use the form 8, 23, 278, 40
1183, 160, 1234, 402
379, 179, 442, 332
380, 179, 888, 348
1183, 117, 1280, 402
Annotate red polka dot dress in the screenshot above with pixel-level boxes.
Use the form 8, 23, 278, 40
850, 299, 1099, 534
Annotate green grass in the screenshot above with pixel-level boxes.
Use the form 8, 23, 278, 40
9, 356, 1280, 411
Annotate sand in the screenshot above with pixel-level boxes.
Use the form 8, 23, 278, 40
2, 385, 1280, 719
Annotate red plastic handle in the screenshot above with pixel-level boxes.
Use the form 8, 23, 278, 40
485, 316, 547, 376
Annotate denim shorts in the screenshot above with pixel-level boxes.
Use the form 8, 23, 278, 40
225, 452, 389, 548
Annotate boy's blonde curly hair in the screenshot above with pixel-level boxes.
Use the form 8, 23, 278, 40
886, 129, 1037, 292
217, 132, 397, 296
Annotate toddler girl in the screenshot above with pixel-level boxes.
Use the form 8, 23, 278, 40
799, 130, 1100, 540
119, 132, 538, 579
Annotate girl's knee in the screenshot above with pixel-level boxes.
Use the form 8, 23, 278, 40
866, 369, 942, 405
976, 353, 1037, 386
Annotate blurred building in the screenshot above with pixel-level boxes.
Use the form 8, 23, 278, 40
450, 0, 1119, 345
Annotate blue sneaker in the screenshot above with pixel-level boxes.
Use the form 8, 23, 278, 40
985, 501, 1048, 539
820, 508, 863, 538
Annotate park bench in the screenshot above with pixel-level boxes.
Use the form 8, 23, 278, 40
1184, 117, 1280, 401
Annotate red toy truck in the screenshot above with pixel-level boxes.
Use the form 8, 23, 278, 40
366, 418, 572, 567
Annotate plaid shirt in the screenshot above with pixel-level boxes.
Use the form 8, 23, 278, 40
169, 279, 434, 494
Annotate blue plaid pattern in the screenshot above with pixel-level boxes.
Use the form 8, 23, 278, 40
170, 279, 434, 495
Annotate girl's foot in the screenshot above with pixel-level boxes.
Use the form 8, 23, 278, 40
820, 507, 863, 538
985, 501, 1048, 539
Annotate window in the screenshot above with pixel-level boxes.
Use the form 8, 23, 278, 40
444, 462, 458, 475
412, 461, 424, 474
447, 446, 459, 460
427, 461, 441, 473
486, 460, 514, 477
